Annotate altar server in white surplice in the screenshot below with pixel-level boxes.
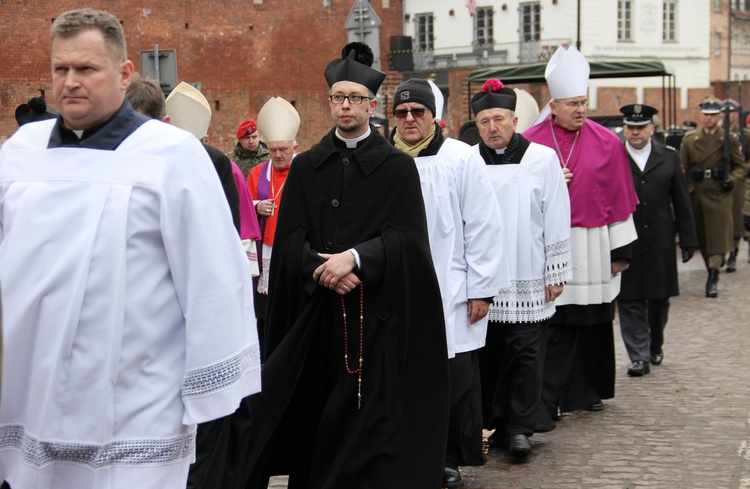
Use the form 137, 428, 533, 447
390, 78, 508, 489
0, 9, 260, 489
472, 79, 572, 460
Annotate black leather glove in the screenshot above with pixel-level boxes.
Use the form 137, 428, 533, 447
681, 247, 695, 263
721, 179, 734, 191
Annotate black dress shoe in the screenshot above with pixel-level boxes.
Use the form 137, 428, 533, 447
442, 465, 462, 488
487, 430, 507, 448
585, 401, 604, 411
627, 360, 650, 376
650, 352, 663, 365
508, 434, 532, 458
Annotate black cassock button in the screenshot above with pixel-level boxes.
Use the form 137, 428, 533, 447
331, 199, 340, 207
342, 158, 350, 166
325, 242, 333, 250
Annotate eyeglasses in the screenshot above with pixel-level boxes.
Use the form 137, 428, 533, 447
563, 99, 588, 109
393, 108, 427, 119
329, 94, 371, 105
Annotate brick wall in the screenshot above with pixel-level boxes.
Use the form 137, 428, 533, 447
0, 1, 403, 152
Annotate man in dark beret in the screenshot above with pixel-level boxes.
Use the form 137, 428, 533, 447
240, 42, 451, 489
616, 103, 697, 374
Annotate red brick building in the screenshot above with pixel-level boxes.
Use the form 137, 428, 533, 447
0, 1, 403, 151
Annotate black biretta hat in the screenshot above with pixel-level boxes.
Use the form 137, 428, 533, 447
15, 97, 58, 126
620, 103, 658, 126
324, 42, 386, 95
471, 79, 517, 116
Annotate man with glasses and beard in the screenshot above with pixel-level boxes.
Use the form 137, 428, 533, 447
390, 78, 507, 488
523, 46, 638, 418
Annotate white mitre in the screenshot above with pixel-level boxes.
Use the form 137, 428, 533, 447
529, 46, 591, 127
545, 46, 590, 100
428, 80, 444, 121
257, 97, 300, 143
513, 88, 540, 133
165, 81, 211, 140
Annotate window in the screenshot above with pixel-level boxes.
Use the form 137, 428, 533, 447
714, 32, 722, 57
714, 0, 722, 12
520, 2, 540, 42
475, 7, 494, 47
618, 1, 633, 41
732, 32, 750, 54
663, 0, 677, 42
414, 13, 434, 50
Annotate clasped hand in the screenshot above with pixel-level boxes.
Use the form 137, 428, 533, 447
313, 252, 360, 295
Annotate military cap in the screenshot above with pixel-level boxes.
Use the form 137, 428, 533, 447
724, 98, 740, 112
699, 96, 723, 114
620, 103, 658, 126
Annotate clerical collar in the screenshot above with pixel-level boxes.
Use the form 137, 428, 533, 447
336, 126, 371, 148
494, 147, 506, 155
48, 99, 150, 150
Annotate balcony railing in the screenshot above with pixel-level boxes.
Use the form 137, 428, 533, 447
393, 38, 572, 71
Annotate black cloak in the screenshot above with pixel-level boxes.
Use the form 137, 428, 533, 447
240, 126, 450, 489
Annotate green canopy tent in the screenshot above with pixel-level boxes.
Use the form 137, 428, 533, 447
467, 60, 676, 128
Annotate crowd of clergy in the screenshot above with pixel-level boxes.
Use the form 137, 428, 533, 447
1, 8, 749, 489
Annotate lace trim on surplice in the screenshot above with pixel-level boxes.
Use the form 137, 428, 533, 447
182, 344, 260, 399
0, 424, 195, 469
544, 238, 572, 287
489, 277, 554, 323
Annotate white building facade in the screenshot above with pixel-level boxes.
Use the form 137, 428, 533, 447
399, 0, 711, 120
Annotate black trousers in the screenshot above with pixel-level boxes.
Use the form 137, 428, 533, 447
445, 351, 486, 467
478, 321, 555, 436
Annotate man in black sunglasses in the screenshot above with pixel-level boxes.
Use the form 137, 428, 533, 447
391, 78, 508, 488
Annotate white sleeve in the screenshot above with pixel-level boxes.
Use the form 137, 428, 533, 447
159, 134, 261, 425
460, 149, 510, 298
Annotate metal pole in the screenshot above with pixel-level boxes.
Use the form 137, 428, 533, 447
576, 0, 581, 49
154, 44, 161, 86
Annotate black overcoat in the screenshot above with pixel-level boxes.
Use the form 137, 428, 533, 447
241, 126, 450, 489
619, 143, 698, 300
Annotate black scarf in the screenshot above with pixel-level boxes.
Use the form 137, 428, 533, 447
479, 132, 522, 165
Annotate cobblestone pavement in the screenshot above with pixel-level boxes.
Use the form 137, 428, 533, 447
269, 240, 750, 489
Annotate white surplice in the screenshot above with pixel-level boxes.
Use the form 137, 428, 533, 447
479, 142, 573, 323
556, 217, 638, 306
0, 119, 261, 489
415, 138, 509, 358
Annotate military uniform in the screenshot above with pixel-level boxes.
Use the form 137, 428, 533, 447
679, 97, 746, 296
727, 123, 750, 267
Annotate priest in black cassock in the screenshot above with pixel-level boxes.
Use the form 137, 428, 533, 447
238, 42, 450, 489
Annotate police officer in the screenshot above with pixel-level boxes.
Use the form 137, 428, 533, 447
680, 97, 746, 297
617, 104, 698, 373
723, 99, 750, 272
